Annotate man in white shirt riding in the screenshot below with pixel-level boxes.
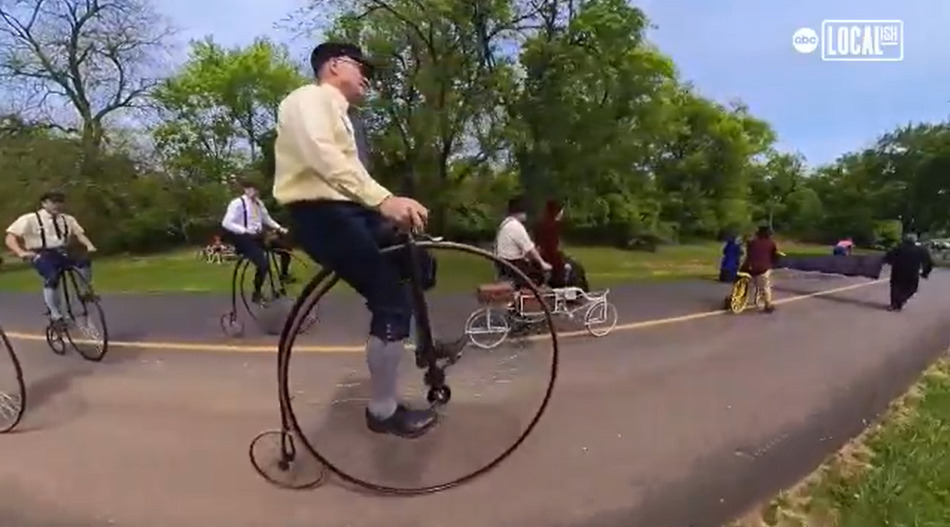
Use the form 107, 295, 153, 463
221, 180, 288, 303
4, 191, 97, 330
495, 195, 551, 287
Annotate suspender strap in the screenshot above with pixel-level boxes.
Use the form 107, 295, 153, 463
33, 212, 67, 250
34, 212, 45, 249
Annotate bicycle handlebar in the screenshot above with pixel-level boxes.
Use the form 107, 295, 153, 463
406, 232, 444, 243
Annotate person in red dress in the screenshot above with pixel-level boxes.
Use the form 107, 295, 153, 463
533, 199, 589, 291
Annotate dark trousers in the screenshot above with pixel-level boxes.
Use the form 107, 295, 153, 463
288, 201, 412, 342
498, 258, 545, 288
268, 235, 292, 278
224, 232, 268, 294
32, 249, 91, 288
890, 279, 918, 308
561, 255, 589, 291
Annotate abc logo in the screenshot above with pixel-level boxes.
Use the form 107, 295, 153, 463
792, 27, 819, 53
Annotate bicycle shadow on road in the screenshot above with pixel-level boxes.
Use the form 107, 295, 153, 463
14, 338, 147, 433
17, 359, 93, 433
296, 371, 524, 495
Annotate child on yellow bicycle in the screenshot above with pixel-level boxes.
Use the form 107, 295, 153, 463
741, 226, 779, 313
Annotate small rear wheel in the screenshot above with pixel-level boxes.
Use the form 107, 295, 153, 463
584, 301, 618, 337
464, 307, 511, 349
249, 429, 327, 489
220, 313, 244, 338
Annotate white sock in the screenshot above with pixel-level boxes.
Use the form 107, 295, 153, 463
366, 336, 402, 419
43, 287, 62, 319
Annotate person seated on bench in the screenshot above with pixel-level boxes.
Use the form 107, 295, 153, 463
494, 195, 551, 288
534, 199, 590, 291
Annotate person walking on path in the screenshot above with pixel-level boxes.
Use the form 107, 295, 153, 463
741, 226, 780, 313
883, 233, 933, 311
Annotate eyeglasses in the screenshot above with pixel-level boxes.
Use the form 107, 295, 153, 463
334, 57, 369, 77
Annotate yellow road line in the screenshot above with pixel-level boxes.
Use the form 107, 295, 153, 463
3, 279, 884, 354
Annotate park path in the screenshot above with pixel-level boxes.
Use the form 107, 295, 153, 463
0, 271, 948, 526
0, 272, 866, 345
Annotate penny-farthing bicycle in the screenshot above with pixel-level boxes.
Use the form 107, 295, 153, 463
220, 243, 318, 337
0, 323, 26, 433
43, 259, 109, 362
249, 233, 559, 494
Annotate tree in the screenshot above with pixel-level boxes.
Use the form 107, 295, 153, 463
511, 0, 678, 241
294, 0, 518, 232
0, 0, 174, 170
749, 151, 807, 230
152, 37, 306, 182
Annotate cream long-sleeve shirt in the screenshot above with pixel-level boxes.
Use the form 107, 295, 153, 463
272, 83, 391, 207
6, 209, 84, 250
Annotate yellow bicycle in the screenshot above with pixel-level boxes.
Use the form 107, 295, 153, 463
725, 271, 766, 314
725, 252, 785, 314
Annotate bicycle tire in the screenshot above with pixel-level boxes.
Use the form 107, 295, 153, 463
728, 278, 749, 314
233, 250, 318, 333
62, 268, 110, 362
0, 324, 26, 433
585, 301, 618, 337
248, 429, 328, 489
44, 324, 67, 355
274, 239, 559, 495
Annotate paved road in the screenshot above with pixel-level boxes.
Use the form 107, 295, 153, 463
0, 273, 857, 345
0, 271, 948, 526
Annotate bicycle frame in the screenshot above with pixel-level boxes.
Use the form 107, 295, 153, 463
515, 287, 610, 321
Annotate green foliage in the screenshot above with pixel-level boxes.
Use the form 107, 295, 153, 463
2, 0, 950, 256
152, 37, 306, 182
873, 220, 903, 248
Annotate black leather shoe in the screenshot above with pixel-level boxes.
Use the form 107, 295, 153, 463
365, 404, 438, 439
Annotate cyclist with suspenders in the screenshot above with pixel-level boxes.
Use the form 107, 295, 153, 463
4, 191, 97, 330
221, 180, 289, 303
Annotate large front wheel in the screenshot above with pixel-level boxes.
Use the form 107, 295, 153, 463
0, 325, 25, 433
62, 268, 109, 362
267, 240, 559, 495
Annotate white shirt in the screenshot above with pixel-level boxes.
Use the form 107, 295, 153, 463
221, 196, 282, 235
6, 209, 83, 250
495, 216, 535, 260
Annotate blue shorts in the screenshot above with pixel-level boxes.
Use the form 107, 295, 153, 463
32, 250, 91, 288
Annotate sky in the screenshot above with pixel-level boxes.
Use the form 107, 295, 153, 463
160, 0, 950, 166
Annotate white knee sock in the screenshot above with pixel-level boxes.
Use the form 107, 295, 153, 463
43, 287, 62, 319
366, 336, 402, 419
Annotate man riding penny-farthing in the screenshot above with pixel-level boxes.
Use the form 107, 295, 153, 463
247, 42, 558, 494
219, 180, 316, 337
4, 191, 109, 361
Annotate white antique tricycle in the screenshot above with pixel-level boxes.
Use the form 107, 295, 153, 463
464, 281, 619, 349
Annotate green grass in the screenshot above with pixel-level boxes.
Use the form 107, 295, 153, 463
0, 241, 833, 294
732, 356, 950, 527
